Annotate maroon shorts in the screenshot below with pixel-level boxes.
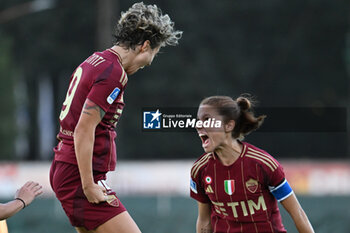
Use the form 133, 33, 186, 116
49, 160, 126, 230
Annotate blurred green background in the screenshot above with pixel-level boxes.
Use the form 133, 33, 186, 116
0, 0, 349, 161
0, 0, 349, 232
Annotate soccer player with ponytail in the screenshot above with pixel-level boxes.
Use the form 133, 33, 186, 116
190, 95, 314, 233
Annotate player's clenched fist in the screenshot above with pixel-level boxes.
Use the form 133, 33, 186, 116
83, 183, 107, 204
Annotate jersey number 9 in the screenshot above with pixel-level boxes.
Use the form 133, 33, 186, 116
59, 67, 83, 121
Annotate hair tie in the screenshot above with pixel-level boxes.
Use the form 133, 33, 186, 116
15, 198, 26, 209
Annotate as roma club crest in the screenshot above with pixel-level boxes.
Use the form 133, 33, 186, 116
245, 178, 258, 193
106, 193, 120, 207
224, 180, 235, 195
97, 180, 120, 207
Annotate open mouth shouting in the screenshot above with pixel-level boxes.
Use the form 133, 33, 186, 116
199, 133, 210, 148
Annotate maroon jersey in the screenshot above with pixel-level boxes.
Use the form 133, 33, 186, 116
54, 49, 127, 172
190, 142, 287, 233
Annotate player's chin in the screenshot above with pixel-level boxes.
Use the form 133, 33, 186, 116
128, 70, 137, 75
126, 67, 139, 75
202, 145, 214, 153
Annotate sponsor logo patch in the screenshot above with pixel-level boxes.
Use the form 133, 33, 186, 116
190, 178, 198, 194
107, 87, 121, 104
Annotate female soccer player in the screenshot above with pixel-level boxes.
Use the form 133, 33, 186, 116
50, 3, 181, 233
190, 95, 315, 233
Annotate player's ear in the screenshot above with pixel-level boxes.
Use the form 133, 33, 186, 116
225, 120, 235, 132
140, 40, 151, 53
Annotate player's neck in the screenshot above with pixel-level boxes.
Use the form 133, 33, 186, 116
215, 139, 242, 166
110, 45, 135, 70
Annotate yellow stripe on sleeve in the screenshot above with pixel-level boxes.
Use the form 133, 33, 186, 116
247, 148, 278, 168
191, 153, 211, 178
245, 154, 276, 172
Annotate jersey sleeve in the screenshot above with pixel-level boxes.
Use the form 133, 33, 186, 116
87, 63, 124, 112
190, 163, 210, 203
264, 157, 293, 202
266, 159, 285, 187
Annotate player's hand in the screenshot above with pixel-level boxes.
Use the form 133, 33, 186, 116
83, 183, 107, 204
15, 181, 43, 207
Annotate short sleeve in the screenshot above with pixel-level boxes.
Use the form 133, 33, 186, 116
265, 159, 293, 202
87, 63, 124, 112
267, 162, 285, 187
190, 168, 210, 203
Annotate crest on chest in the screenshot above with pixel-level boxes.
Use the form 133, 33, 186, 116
245, 178, 258, 193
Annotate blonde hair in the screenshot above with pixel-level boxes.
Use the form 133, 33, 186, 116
114, 2, 182, 49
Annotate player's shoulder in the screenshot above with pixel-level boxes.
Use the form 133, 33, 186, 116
242, 141, 281, 172
80, 51, 126, 83
191, 152, 214, 179
83, 51, 123, 73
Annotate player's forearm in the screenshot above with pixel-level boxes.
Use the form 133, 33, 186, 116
293, 209, 315, 233
281, 194, 314, 233
0, 200, 24, 220
196, 219, 212, 233
74, 127, 95, 188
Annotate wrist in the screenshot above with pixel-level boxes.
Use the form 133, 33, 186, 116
15, 197, 26, 209
82, 181, 95, 190
79, 171, 94, 188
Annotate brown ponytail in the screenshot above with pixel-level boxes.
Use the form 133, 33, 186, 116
233, 96, 265, 139
200, 94, 266, 139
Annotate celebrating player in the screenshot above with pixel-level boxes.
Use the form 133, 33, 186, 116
50, 3, 182, 233
190, 95, 314, 233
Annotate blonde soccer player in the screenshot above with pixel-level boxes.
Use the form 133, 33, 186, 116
50, 2, 182, 233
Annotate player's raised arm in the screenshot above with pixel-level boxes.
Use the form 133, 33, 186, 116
74, 98, 106, 204
196, 202, 212, 233
280, 194, 315, 233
